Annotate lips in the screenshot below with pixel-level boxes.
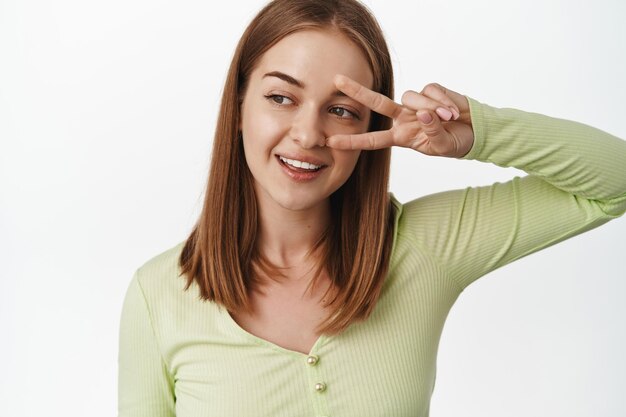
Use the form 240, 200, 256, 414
275, 155, 327, 182
275, 153, 328, 167
279, 156, 323, 171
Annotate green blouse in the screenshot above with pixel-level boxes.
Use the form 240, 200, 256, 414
118, 97, 626, 417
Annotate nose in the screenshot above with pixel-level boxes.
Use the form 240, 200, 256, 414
289, 106, 326, 149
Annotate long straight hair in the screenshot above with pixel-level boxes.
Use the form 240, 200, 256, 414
179, 0, 395, 335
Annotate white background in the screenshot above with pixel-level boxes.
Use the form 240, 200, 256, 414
1, 0, 625, 416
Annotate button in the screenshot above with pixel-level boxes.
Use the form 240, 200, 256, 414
307, 355, 319, 365
314, 382, 327, 392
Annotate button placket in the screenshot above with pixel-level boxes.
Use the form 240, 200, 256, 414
305, 351, 330, 416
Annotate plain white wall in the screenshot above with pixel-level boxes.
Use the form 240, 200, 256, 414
1, 0, 625, 416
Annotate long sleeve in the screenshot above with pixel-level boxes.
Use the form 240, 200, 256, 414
118, 271, 176, 417
397, 96, 626, 290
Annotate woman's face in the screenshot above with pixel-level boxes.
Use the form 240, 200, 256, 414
240, 29, 374, 213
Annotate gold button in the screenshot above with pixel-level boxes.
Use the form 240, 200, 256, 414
314, 382, 327, 392
307, 355, 319, 365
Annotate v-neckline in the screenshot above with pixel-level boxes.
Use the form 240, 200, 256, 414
222, 308, 328, 357
218, 193, 403, 358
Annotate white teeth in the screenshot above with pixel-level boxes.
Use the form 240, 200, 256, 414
279, 156, 322, 170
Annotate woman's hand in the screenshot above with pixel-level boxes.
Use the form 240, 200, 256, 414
326, 75, 474, 158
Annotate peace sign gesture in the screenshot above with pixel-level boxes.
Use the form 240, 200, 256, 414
326, 75, 475, 158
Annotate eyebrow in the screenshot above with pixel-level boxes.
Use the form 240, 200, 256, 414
263, 71, 347, 97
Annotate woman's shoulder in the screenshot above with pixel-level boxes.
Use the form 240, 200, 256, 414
389, 188, 468, 234
136, 241, 185, 276
132, 240, 189, 301
122, 241, 218, 358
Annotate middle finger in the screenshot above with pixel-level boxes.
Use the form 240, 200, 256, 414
401, 90, 458, 121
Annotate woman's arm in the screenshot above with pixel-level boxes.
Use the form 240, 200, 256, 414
399, 97, 626, 289
327, 77, 626, 290
464, 96, 626, 208
118, 272, 176, 417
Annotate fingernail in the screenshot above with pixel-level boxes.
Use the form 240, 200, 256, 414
451, 108, 460, 120
436, 107, 453, 121
418, 111, 433, 124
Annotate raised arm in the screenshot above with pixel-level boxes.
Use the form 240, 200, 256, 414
401, 97, 626, 288
327, 76, 626, 290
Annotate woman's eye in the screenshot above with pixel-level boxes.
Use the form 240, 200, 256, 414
266, 94, 294, 106
330, 107, 359, 120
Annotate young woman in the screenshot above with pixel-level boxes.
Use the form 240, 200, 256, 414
118, 0, 626, 416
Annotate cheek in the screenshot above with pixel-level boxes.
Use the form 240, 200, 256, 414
333, 150, 361, 177
241, 110, 287, 153
246, 110, 280, 131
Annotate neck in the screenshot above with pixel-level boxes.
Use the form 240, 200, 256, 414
255, 196, 330, 269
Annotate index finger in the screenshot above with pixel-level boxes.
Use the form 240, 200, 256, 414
326, 129, 395, 150
334, 74, 402, 119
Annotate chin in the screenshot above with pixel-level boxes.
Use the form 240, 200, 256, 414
276, 196, 320, 212
273, 189, 328, 212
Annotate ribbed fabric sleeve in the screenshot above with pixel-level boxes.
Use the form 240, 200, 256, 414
119, 272, 176, 417
398, 96, 626, 290
118, 97, 626, 417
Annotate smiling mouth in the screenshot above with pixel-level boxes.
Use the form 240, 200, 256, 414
276, 155, 327, 172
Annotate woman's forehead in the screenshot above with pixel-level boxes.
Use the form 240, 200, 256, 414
252, 29, 374, 91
